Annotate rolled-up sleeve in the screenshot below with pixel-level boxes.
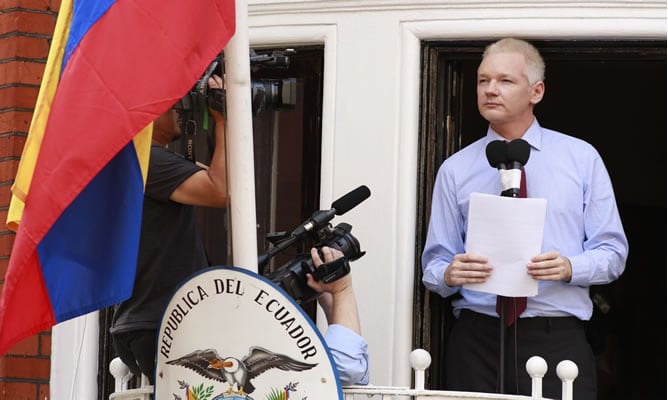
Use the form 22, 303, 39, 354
325, 324, 369, 385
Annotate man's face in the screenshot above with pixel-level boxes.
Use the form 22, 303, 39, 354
476, 52, 542, 126
154, 108, 182, 142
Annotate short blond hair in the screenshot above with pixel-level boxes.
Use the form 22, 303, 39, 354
482, 38, 545, 84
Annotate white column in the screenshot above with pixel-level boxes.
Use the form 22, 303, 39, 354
225, 0, 258, 272
50, 312, 99, 400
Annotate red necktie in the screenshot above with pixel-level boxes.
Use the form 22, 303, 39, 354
496, 167, 528, 326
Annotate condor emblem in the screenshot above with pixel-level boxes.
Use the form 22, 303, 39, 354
154, 266, 342, 400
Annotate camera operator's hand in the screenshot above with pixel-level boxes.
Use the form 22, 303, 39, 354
307, 246, 361, 334
176, 73, 227, 204
207, 74, 225, 121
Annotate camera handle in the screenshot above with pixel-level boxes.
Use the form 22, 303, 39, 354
310, 257, 351, 283
258, 234, 301, 269
197, 59, 219, 95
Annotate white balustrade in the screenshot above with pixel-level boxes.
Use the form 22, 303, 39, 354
108, 358, 153, 400
109, 349, 577, 400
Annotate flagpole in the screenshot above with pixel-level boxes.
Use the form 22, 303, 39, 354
224, 0, 258, 273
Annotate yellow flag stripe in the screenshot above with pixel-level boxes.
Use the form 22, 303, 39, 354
6, 0, 73, 231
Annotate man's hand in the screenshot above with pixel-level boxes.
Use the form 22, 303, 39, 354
307, 246, 360, 334
307, 246, 353, 318
527, 251, 572, 282
306, 247, 353, 297
207, 74, 225, 120
444, 253, 493, 286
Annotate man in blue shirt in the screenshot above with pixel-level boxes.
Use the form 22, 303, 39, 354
421, 38, 627, 400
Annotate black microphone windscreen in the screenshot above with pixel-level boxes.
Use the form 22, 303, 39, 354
485, 140, 508, 168
332, 185, 371, 215
507, 139, 531, 165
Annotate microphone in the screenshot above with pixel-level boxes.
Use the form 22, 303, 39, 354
291, 185, 371, 237
507, 139, 530, 170
258, 185, 370, 268
486, 139, 531, 197
486, 140, 508, 170
332, 185, 371, 215
502, 139, 530, 197
486, 140, 515, 196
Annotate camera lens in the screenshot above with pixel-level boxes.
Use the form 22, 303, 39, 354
251, 78, 297, 115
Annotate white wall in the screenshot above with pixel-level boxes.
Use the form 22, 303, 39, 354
246, 0, 666, 387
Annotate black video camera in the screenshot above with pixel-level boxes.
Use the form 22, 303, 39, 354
262, 222, 365, 304
259, 185, 371, 304
172, 49, 298, 164
176, 49, 298, 119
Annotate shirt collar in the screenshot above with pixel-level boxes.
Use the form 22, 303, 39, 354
484, 118, 542, 151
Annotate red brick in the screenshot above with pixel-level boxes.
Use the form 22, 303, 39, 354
0, 159, 20, 182
39, 332, 51, 356
0, 258, 8, 277
37, 383, 49, 399
0, 356, 50, 380
0, 11, 56, 36
0, 36, 50, 60
0, 381, 38, 400
0, 134, 28, 159
50, 0, 61, 12
0, 86, 40, 110
0, 0, 53, 11
0, 60, 45, 87
6, 335, 39, 356
0, 184, 11, 205
0, 232, 15, 255
0, 228, 11, 238
0, 110, 33, 135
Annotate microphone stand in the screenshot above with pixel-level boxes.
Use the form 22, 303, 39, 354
489, 139, 530, 394
497, 188, 517, 394
498, 297, 506, 394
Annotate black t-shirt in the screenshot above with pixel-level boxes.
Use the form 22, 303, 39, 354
110, 145, 207, 333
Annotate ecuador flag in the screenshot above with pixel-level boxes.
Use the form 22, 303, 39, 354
0, 0, 235, 355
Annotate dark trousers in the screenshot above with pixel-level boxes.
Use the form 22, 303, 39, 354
445, 310, 596, 400
111, 329, 157, 385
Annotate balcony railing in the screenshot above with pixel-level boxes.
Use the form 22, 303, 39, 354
108, 349, 578, 400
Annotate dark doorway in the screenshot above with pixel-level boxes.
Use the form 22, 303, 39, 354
415, 40, 666, 400
250, 46, 325, 318
250, 46, 324, 268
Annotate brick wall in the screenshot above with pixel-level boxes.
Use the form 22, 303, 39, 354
0, 0, 61, 399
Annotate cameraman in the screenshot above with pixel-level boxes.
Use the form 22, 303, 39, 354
109, 74, 228, 385
306, 246, 369, 386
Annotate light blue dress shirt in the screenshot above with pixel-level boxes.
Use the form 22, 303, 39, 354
421, 119, 628, 321
325, 324, 369, 385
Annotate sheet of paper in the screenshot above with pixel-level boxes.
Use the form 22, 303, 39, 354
464, 192, 547, 297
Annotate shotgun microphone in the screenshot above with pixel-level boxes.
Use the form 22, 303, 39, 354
290, 185, 371, 238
